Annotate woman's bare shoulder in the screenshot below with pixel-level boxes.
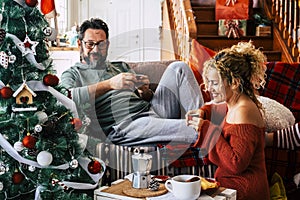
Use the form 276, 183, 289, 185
231, 103, 264, 127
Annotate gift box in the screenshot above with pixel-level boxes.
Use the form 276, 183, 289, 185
215, 0, 252, 21
218, 19, 247, 38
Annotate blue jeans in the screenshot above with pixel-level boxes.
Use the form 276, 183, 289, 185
108, 61, 204, 146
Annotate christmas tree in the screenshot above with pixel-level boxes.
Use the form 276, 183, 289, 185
0, 0, 104, 199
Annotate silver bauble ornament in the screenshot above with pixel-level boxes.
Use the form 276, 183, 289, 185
69, 158, 79, 169
43, 27, 52, 36
43, 27, 57, 42
34, 124, 42, 133
28, 165, 36, 172
14, 141, 24, 152
0, 163, 6, 175
37, 151, 53, 167
34, 111, 48, 124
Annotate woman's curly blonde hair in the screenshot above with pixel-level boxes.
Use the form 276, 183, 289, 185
202, 41, 267, 109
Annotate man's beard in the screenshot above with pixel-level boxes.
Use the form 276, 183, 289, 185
82, 49, 108, 69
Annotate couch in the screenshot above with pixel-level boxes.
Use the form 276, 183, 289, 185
95, 60, 300, 199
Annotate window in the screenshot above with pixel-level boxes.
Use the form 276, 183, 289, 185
54, 0, 68, 34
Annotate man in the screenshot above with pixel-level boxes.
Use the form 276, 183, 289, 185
60, 18, 204, 146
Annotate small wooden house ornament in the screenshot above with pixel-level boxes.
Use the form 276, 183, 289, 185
13, 82, 37, 105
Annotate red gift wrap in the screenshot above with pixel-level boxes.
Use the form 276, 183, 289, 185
215, 0, 253, 21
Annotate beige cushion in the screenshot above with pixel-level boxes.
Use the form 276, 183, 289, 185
258, 96, 295, 132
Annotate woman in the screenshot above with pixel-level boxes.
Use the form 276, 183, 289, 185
187, 42, 270, 200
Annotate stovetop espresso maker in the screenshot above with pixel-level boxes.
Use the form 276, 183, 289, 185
131, 148, 152, 189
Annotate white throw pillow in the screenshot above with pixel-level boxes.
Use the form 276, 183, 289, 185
257, 96, 295, 132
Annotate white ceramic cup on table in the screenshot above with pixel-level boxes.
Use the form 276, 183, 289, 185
164, 174, 201, 200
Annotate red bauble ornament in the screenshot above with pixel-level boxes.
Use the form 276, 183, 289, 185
43, 74, 59, 87
71, 118, 83, 131
0, 86, 13, 99
25, 0, 38, 7
12, 172, 25, 184
87, 160, 102, 174
22, 135, 37, 149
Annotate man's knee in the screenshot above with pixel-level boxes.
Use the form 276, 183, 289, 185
168, 61, 188, 70
167, 61, 192, 76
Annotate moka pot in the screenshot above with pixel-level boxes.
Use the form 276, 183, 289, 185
131, 148, 152, 189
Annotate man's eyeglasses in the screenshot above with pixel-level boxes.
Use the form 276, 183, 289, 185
82, 40, 108, 50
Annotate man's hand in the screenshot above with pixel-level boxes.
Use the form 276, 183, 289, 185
109, 73, 150, 91
109, 73, 137, 90
135, 74, 150, 88
135, 74, 153, 101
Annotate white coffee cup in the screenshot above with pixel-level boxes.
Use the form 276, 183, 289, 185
165, 175, 201, 200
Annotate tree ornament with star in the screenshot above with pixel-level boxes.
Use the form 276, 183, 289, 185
18, 34, 39, 56
6, 33, 46, 70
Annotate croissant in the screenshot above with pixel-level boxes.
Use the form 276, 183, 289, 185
200, 177, 220, 190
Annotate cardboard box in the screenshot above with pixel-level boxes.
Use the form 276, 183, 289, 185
256, 26, 271, 36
